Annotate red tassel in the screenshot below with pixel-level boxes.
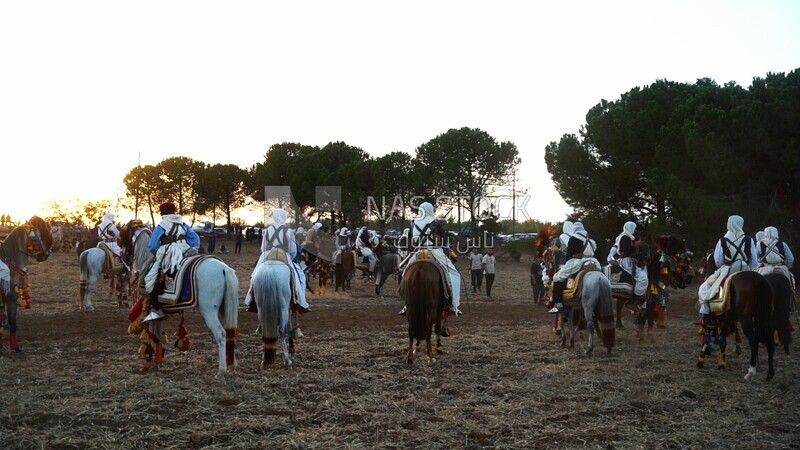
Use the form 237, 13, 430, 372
9, 332, 18, 350
128, 298, 143, 322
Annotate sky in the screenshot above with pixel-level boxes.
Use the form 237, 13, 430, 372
2, 1, 799, 225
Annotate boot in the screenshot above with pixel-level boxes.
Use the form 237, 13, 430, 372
549, 281, 565, 313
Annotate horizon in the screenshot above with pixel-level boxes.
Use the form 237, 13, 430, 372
2, 1, 799, 224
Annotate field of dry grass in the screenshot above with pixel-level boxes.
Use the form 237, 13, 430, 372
1, 240, 799, 448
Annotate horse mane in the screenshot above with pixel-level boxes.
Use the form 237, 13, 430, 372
28, 216, 53, 250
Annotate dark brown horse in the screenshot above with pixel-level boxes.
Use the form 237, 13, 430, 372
335, 249, 356, 292
399, 257, 445, 364
698, 271, 775, 381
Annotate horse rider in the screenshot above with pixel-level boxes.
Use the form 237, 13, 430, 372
549, 221, 600, 313
607, 221, 649, 307
697, 215, 757, 316
143, 201, 201, 322
355, 226, 378, 274
397, 202, 463, 317
244, 208, 311, 314
756, 226, 795, 288
97, 212, 123, 258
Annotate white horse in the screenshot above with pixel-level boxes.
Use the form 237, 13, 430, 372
122, 221, 240, 375
78, 244, 129, 310
252, 261, 293, 367
560, 270, 616, 355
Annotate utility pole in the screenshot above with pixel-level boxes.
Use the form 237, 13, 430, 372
512, 169, 516, 237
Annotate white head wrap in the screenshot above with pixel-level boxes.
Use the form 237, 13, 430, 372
416, 202, 435, 227
272, 208, 288, 228
724, 215, 745, 242
764, 226, 779, 243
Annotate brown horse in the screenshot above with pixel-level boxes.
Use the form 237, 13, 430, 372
335, 249, 356, 292
399, 257, 446, 364
698, 271, 775, 381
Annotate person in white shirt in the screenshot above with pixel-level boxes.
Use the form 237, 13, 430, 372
468, 247, 484, 293
482, 248, 497, 298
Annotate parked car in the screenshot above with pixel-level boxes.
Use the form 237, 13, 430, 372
192, 221, 228, 237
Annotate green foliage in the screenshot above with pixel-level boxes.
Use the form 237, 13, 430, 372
545, 68, 800, 250
415, 127, 521, 232
505, 237, 536, 262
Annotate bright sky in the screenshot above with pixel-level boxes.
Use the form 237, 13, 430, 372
2, 1, 799, 225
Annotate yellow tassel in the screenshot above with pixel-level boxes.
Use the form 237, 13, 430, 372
774, 330, 780, 345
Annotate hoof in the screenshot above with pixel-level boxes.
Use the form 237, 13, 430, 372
616, 323, 624, 330
584, 347, 594, 356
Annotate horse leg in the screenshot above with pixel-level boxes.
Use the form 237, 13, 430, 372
84, 274, 98, 311
560, 311, 569, 348
199, 304, 230, 375
426, 333, 435, 363
406, 334, 415, 365
584, 307, 595, 355
742, 320, 759, 381
279, 315, 292, 367
615, 297, 625, 329
717, 335, 727, 369
5, 300, 21, 353
766, 334, 775, 381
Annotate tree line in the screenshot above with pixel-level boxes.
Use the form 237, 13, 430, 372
545, 68, 800, 252
120, 127, 520, 234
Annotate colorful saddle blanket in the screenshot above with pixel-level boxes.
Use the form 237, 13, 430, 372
708, 272, 738, 315
563, 266, 600, 308
159, 255, 218, 310
97, 243, 124, 275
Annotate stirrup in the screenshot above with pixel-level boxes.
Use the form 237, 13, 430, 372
143, 309, 166, 322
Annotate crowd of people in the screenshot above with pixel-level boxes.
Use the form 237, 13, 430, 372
62, 200, 796, 330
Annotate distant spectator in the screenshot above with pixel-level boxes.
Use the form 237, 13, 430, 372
530, 256, 544, 304
468, 247, 484, 293
207, 230, 217, 253
235, 230, 243, 254
220, 242, 229, 254
482, 247, 497, 298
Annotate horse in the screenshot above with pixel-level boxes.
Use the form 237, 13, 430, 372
608, 236, 652, 329
252, 261, 293, 367
697, 271, 775, 381
79, 229, 131, 310
117, 220, 153, 293
125, 230, 239, 375
399, 255, 446, 364
0, 216, 53, 353
375, 251, 401, 298
335, 248, 356, 292
76, 237, 101, 258
557, 268, 616, 355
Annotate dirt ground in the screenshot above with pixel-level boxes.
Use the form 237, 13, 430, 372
1, 240, 799, 449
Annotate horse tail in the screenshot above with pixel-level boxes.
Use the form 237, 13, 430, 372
258, 265, 282, 365
766, 273, 792, 351
404, 264, 434, 342
221, 265, 239, 368
750, 272, 774, 345
594, 271, 616, 349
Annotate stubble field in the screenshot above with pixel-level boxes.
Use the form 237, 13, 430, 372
1, 240, 799, 449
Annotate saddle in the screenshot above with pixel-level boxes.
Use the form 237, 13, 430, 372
97, 243, 124, 275
603, 264, 633, 300
150, 255, 216, 307
263, 249, 298, 303
562, 266, 600, 308
707, 272, 738, 315
400, 250, 452, 300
